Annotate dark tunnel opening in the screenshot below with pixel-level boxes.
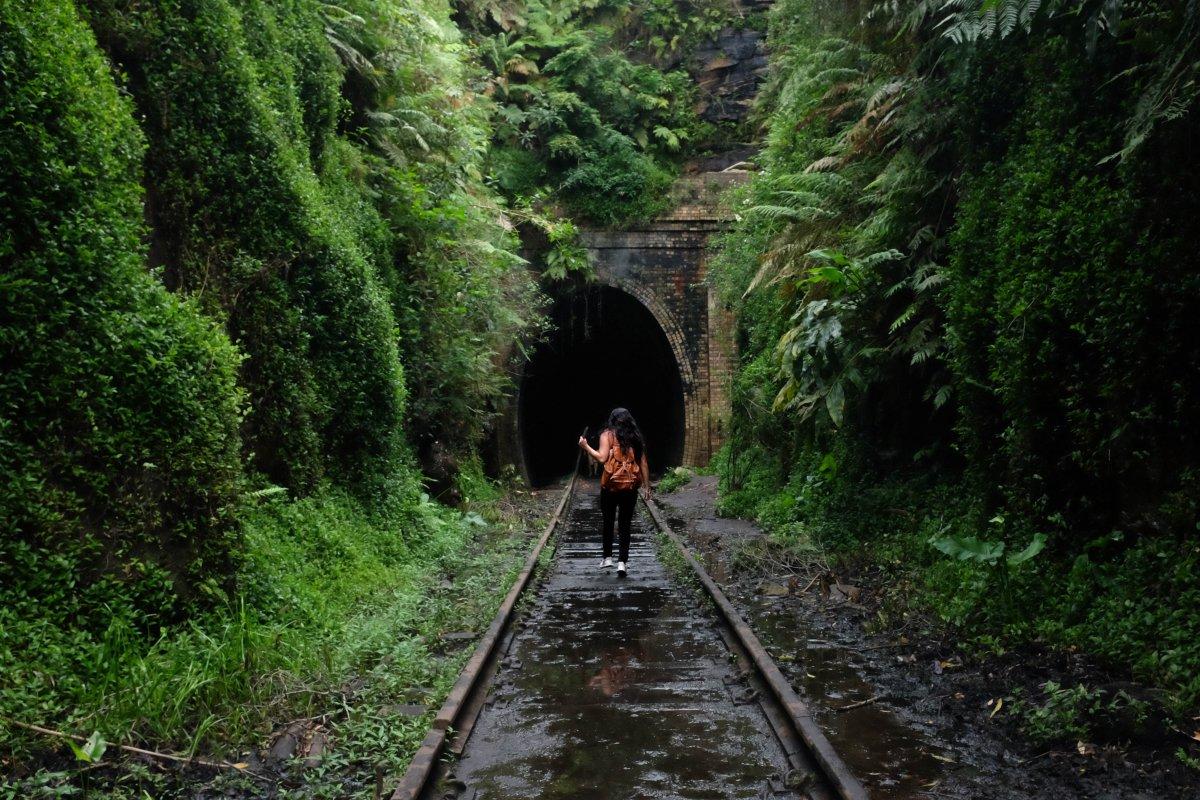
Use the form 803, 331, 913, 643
520, 285, 686, 487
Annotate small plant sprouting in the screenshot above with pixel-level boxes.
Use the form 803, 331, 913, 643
68, 731, 107, 764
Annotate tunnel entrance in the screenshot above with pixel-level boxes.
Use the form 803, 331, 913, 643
520, 284, 686, 487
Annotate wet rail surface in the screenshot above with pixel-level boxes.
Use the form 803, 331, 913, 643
432, 481, 847, 800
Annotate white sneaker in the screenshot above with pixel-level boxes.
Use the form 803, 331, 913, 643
617, 561, 627, 577
600, 557, 613, 569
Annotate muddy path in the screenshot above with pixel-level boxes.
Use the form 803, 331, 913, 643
437, 480, 814, 800
658, 476, 1200, 799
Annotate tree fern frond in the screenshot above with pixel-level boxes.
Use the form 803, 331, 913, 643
746, 204, 838, 222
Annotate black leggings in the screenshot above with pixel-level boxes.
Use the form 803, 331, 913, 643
600, 487, 637, 563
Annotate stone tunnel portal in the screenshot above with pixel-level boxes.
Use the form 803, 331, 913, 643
519, 285, 686, 487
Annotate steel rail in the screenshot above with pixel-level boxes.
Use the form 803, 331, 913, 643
642, 494, 870, 800
389, 471, 578, 800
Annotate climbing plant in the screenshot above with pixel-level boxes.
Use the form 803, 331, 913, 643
0, 0, 544, 763
1, 0, 246, 628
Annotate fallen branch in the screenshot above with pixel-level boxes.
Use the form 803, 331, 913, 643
5, 719, 271, 781
798, 573, 823, 595
834, 694, 884, 712
1017, 750, 1058, 765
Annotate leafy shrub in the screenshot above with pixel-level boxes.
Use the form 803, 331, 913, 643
372, 157, 543, 460
85, 0, 408, 497
709, 0, 1200, 710
1007, 681, 1150, 747
1054, 535, 1200, 711
0, 0, 245, 627
464, 0, 717, 226
657, 467, 694, 494
559, 131, 674, 224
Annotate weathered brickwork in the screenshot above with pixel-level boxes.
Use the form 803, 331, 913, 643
581, 170, 746, 467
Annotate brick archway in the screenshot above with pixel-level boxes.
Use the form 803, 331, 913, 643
578, 171, 746, 468
588, 274, 705, 466
496, 170, 745, 481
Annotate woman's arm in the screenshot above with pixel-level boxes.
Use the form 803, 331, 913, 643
640, 452, 651, 500
578, 430, 612, 464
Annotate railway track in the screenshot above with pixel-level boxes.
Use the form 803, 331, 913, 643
391, 473, 868, 800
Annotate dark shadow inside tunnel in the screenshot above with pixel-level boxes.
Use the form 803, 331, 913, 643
520, 285, 686, 487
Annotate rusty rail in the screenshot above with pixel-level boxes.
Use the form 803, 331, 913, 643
390, 472, 578, 800
642, 494, 870, 800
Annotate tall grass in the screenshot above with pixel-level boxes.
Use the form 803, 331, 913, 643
2, 468, 528, 763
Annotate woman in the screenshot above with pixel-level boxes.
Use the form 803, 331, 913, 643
578, 408, 652, 577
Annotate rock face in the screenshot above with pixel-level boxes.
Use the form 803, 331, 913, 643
691, 24, 770, 126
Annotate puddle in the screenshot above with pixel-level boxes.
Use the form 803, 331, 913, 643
741, 602, 945, 796
655, 478, 949, 798
445, 483, 804, 799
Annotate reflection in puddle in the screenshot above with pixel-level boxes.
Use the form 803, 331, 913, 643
587, 646, 634, 697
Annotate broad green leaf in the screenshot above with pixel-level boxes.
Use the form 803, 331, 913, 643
825, 380, 845, 426
68, 731, 107, 763
930, 535, 1005, 564
1006, 533, 1047, 566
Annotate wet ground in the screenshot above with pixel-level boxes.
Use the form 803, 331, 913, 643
444, 481, 807, 800
658, 476, 1200, 800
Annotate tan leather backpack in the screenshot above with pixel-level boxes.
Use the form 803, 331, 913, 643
601, 438, 642, 491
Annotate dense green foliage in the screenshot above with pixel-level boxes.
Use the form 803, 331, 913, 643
6, 0, 1198, 787
83, 0, 541, 490
90, 0, 407, 496
1, 0, 752, 776
1, 0, 246, 637
459, 0, 736, 224
3, 462, 541, 797
713, 0, 1200, 708
0, 0, 541, 771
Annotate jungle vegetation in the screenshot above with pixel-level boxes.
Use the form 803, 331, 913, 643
1, 0, 751, 789
3, 0, 1199, 792
711, 0, 1200, 713
457, 0, 725, 224
2, 0, 545, 769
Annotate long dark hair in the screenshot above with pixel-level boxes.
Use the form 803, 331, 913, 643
606, 407, 645, 461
